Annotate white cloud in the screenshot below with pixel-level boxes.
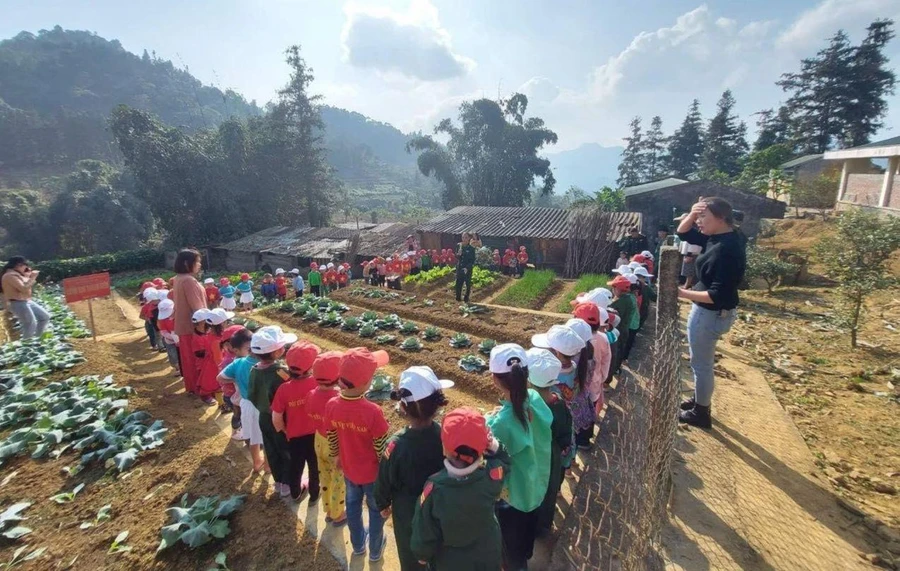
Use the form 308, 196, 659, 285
519, 77, 560, 104
778, 0, 900, 51
340, 0, 475, 81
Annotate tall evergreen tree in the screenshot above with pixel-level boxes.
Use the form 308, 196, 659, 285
699, 90, 748, 178
617, 117, 645, 188
844, 20, 896, 147
778, 30, 856, 153
667, 99, 704, 179
753, 106, 792, 151
641, 115, 667, 181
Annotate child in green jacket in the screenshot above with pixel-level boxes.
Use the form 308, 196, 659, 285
526, 348, 573, 535
608, 275, 638, 377
411, 407, 510, 571
308, 262, 322, 297
486, 343, 553, 570
375, 367, 454, 571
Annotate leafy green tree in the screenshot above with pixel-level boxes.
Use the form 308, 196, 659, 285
641, 116, 667, 181
745, 245, 797, 293
790, 171, 839, 216
568, 186, 625, 211
0, 189, 54, 260
48, 160, 154, 257
733, 144, 794, 195
843, 20, 897, 147
699, 90, 748, 178
407, 94, 557, 208
617, 117, 645, 188
667, 99, 704, 179
815, 208, 900, 348
753, 107, 792, 151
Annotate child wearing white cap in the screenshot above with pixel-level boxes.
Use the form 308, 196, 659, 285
156, 298, 180, 375
245, 326, 298, 497
375, 366, 454, 571
526, 348, 574, 535
485, 343, 553, 570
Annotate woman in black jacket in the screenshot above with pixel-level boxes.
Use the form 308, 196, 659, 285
676, 198, 746, 429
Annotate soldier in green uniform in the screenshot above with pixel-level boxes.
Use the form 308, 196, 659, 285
411, 407, 511, 571
375, 367, 454, 571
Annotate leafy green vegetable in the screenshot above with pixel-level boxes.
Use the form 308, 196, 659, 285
400, 337, 423, 352
80, 504, 112, 530
50, 482, 85, 504
207, 552, 231, 571
360, 311, 379, 322
422, 326, 441, 341
302, 308, 320, 321
359, 324, 377, 338
1, 545, 46, 568
478, 339, 497, 355
374, 314, 401, 330
317, 312, 342, 327
399, 321, 419, 334
109, 530, 132, 554
0, 503, 32, 540
341, 317, 362, 331
458, 354, 488, 373
459, 304, 487, 317
375, 334, 396, 345
449, 333, 472, 348
157, 495, 245, 552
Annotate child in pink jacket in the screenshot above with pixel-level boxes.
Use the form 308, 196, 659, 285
573, 303, 611, 434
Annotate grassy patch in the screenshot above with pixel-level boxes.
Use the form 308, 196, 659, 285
494, 269, 556, 308
556, 273, 611, 312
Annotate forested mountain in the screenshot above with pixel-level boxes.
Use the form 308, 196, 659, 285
0, 26, 440, 210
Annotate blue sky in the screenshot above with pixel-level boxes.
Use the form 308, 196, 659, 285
3, 0, 900, 152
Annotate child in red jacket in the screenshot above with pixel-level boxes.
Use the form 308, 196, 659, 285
307, 351, 346, 525
517, 246, 529, 277
203, 278, 220, 309
274, 269, 289, 301
272, 340, 321, 501
197, 308, 233, 406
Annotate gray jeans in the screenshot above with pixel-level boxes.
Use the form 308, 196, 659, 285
686, 304, 736, 407
8, 299, 51, 339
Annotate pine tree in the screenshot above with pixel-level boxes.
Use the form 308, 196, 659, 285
753, 106, 791, 151
778, 31, 855, 153
667, 99, 704, 179
699, 90, 748, 178
617, 117, 645, 188
844, 20, 896, 147
641, 115, 667, 181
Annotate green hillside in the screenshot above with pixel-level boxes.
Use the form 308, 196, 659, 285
0, 26, 440, 210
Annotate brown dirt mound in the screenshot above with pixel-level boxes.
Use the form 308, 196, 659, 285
758, 218, 835, 254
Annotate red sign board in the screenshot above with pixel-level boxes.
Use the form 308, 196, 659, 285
63, 272, 111, 304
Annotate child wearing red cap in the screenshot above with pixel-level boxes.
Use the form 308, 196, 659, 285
410, 407, 510, 570
271, 340, 321, 501
308, 263, 322, 297
236, 273, 254, 311
246, 326, 299, 497
274, 269, 288, 302
516, 246, 528, 277
324, 347, 391, 561
573, 303, 611, 419
306, 351, 346, 525
608, 275, 638, 377
375, 367, 454, 571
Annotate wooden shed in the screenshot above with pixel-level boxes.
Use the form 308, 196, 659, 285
416, 206, 641, 273
623, 179, 786, 238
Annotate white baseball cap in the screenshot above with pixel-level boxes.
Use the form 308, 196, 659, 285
641, 250, 653, 259
157, 299, 175, 320
203, 278, 214, 285
206, 308, 235, 325
291, 268, 300, 274
155, 289, 170, 301
489, 343, 528, 374
250, 326, 298, 354
565, 318, 593, 343
398, 366, 454, 403
327, 263, 334, 269
142, 287, 158, 301
192, 309, 212, 323
575, 287, 613, 309
628, 261, 643, 270
633, 267, 654, 278
611, 265, 633, 275
275, 268, 285, 275
526, 348, 562, 388
531, 325, 585, 357
624, 273, 639, 284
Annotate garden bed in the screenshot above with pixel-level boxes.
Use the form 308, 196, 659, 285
492, 269, 559, 310
328, 287, 559, 347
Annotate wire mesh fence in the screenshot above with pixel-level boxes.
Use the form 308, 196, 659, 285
552, 246, 682, 570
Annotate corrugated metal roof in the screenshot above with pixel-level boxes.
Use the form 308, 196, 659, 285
780, 154, 823, 169
622, 178, 689, 197
416, 206, 572, 239
850, 135, 900, 150
216, 223, 415, 259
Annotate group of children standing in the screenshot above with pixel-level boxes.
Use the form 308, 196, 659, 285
492, 246, 529, 277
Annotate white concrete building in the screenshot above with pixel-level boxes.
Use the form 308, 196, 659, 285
824, 136, 900, 214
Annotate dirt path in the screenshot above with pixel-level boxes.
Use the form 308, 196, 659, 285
663, 334, 879, 570
537, 280, 576, 314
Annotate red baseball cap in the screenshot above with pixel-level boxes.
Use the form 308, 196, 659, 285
339, 347, 389, 388
573, 302, 601, 326
222, 325, 247, 343
441, 407, 489, 464
631, 254, 648, 263
140, 281, 153, 292
152, 277, 165, 288
313, 351, 343, 384
286, 340, 321, 373
607, 275, 632, 290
